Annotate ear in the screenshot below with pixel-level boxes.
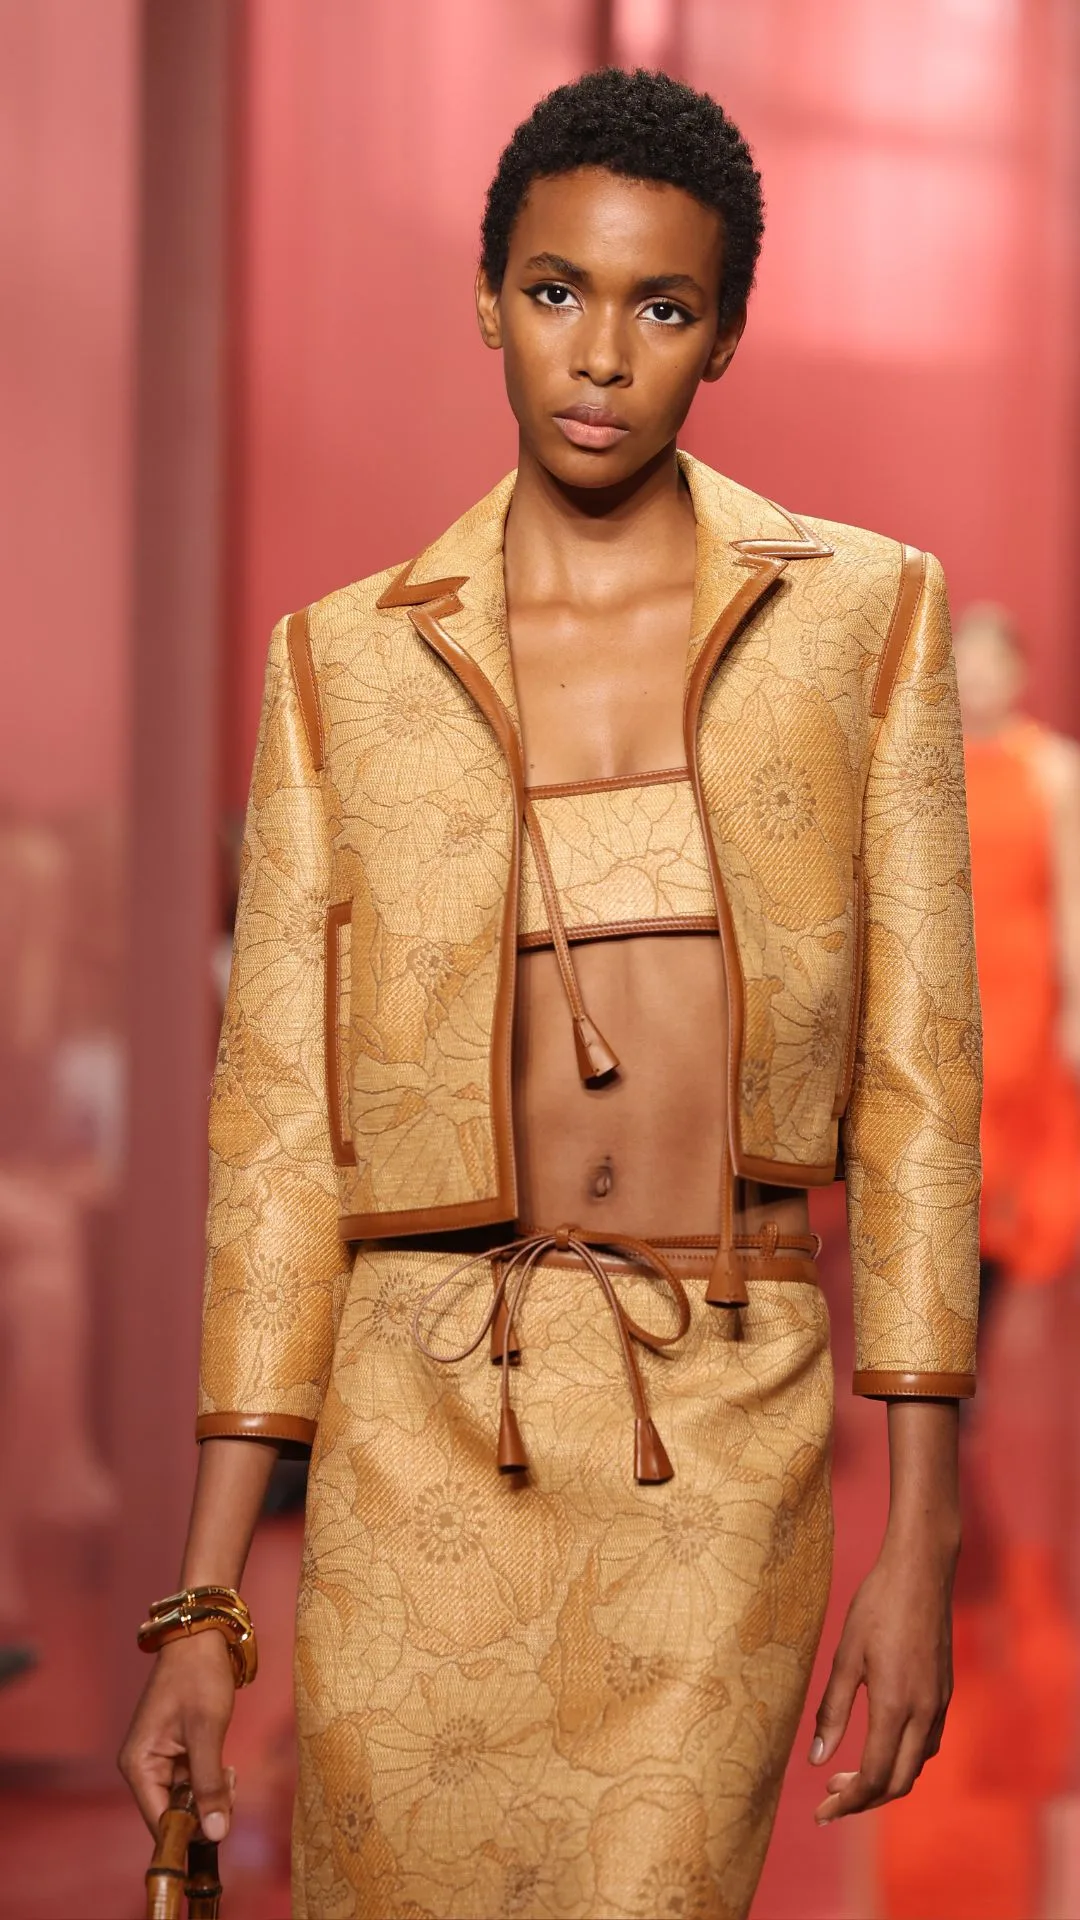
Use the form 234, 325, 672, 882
701, 305, 746, 385
475, 267, 503, 351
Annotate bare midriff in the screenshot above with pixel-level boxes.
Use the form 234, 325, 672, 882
504, 531, 810, 1247
514, 930, 811, 1243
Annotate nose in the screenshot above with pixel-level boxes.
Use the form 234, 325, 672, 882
572, 302, 631, 388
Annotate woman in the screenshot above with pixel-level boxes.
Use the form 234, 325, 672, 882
121, 70, 981, 1920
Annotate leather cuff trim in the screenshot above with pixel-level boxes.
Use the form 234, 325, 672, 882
195, 1411, 317, 1447
853, 1369, 975, 1400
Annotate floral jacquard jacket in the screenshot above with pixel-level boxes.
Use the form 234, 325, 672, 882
197, 454, 982, 1449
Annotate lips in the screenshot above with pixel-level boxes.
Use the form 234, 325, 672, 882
553, 404, 630, 451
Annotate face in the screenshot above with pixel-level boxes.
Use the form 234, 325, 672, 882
476, 167, 743, 489
953, 612, 1025, 734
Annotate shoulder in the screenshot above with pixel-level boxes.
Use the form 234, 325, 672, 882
296, 561, 412, 659
682, 455, 942, 617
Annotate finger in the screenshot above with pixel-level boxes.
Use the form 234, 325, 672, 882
818, 1705, 910, 1821
814, 1768, 856, 1824
810, 1650, 861, 1765
186, 1713, 232, 1842
883, 1716, 934, 1801
924, 1706, 947, 1761
118, 1737, 179, 1837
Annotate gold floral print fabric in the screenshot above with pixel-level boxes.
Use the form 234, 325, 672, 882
292, 1245, 834, 1920
842, 556, 982, 1380
518, 778, 715, 943
311, 558, 518, 1223
198, 455, 982, 1439
198, 620, 351, 1439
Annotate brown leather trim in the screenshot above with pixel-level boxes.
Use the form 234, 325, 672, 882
285, 608, 325, 772
833, 853, 865, 1119
324, 901, 356, 1168
684, 555, 788, 1182
195, 1411, 317, 1446
518, 913, 717, 951
376, 560, 469, 617
536, 1246, 821, 1284
406, 603, 521, 1221
525, 766, 692, 799
730, 508, 834, 560
339, 1195, 518, 1241
870, 547, 926, 719
853, 1369, 976, 1400
737, 1149, 837, 1187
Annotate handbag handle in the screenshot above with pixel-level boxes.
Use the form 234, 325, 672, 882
146, 1782, 223, 1920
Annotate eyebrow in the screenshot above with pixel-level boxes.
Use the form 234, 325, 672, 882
521, 254, 707, 302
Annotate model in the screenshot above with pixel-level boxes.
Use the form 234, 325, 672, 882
121, 70, 982, 1920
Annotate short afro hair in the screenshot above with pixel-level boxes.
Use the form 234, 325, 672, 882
481, 69, 764, 328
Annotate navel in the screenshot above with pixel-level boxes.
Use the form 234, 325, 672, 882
587, 1156, 615, 1202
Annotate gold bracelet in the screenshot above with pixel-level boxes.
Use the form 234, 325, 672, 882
137, 1585, 258, 1688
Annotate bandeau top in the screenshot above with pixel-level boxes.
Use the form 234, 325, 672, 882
519, 767, 717, 950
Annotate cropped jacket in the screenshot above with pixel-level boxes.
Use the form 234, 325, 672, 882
197, 454, 982, 1448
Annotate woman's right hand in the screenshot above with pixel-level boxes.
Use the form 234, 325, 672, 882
118, 1630, 237, 1842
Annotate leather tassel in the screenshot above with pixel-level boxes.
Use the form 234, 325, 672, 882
634, 1417, 674, 1484
573, 1014, 620, 1086
497, 1404, 528, 1473
489, 1286, 521, 1365
705, 1247, 750, 1308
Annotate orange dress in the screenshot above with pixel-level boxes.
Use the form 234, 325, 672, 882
964, 721, 1080, 1283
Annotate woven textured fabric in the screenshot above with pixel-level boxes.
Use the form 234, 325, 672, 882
199, 618, 350, 1435
841, 554, 981, 1378
292, 1245, 833, 1920
197, 452, 982, 1443
519, 777, 715, 943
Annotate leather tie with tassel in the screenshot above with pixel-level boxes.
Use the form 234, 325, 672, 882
412, 1225, 692, 1484
523, 796, 620, 1084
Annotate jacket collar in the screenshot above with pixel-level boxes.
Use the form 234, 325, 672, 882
376, 454, 832, 724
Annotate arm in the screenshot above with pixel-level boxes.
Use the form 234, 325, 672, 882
810, 1401, 959, 1819
818, 552, 981, 1817
118, 1438, 279, 1840
120, 614, 347, 1835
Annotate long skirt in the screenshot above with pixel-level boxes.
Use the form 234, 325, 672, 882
292, 1238, 834, 1920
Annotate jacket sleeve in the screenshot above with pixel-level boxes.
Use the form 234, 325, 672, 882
843, 554, 983, 1397
196, 616, 349, 1449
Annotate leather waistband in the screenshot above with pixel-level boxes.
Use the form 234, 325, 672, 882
410, 1222, 821, 1489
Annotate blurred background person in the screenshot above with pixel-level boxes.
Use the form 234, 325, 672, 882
956, 602, 1080, 1306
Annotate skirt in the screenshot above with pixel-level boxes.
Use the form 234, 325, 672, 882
292, 1232, 834, 1920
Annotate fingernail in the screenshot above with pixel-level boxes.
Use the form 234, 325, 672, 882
815, 1812, 834, 1827
203, 1811, 227, 1842
809, 1736, 825, 1763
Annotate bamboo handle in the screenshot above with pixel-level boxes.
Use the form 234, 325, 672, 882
145, 1783, 221, 1919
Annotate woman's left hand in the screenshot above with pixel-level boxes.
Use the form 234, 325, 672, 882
808, 1526, 957, 1822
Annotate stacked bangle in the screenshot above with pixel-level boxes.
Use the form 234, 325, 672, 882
137, 1585, 258, 1688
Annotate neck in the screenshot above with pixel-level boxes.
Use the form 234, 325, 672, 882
504, 438, 697, 607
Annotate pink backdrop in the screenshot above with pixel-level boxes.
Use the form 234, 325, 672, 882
228, 0, 1080, 803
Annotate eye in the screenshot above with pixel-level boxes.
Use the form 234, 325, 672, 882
640, 300, 692, 327
529, 282, 581, 311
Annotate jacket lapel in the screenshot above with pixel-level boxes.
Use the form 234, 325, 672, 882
376, 455, 833, 753
678, 452, 833, 691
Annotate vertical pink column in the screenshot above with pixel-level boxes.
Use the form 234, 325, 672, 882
108, 0, 237, 1737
